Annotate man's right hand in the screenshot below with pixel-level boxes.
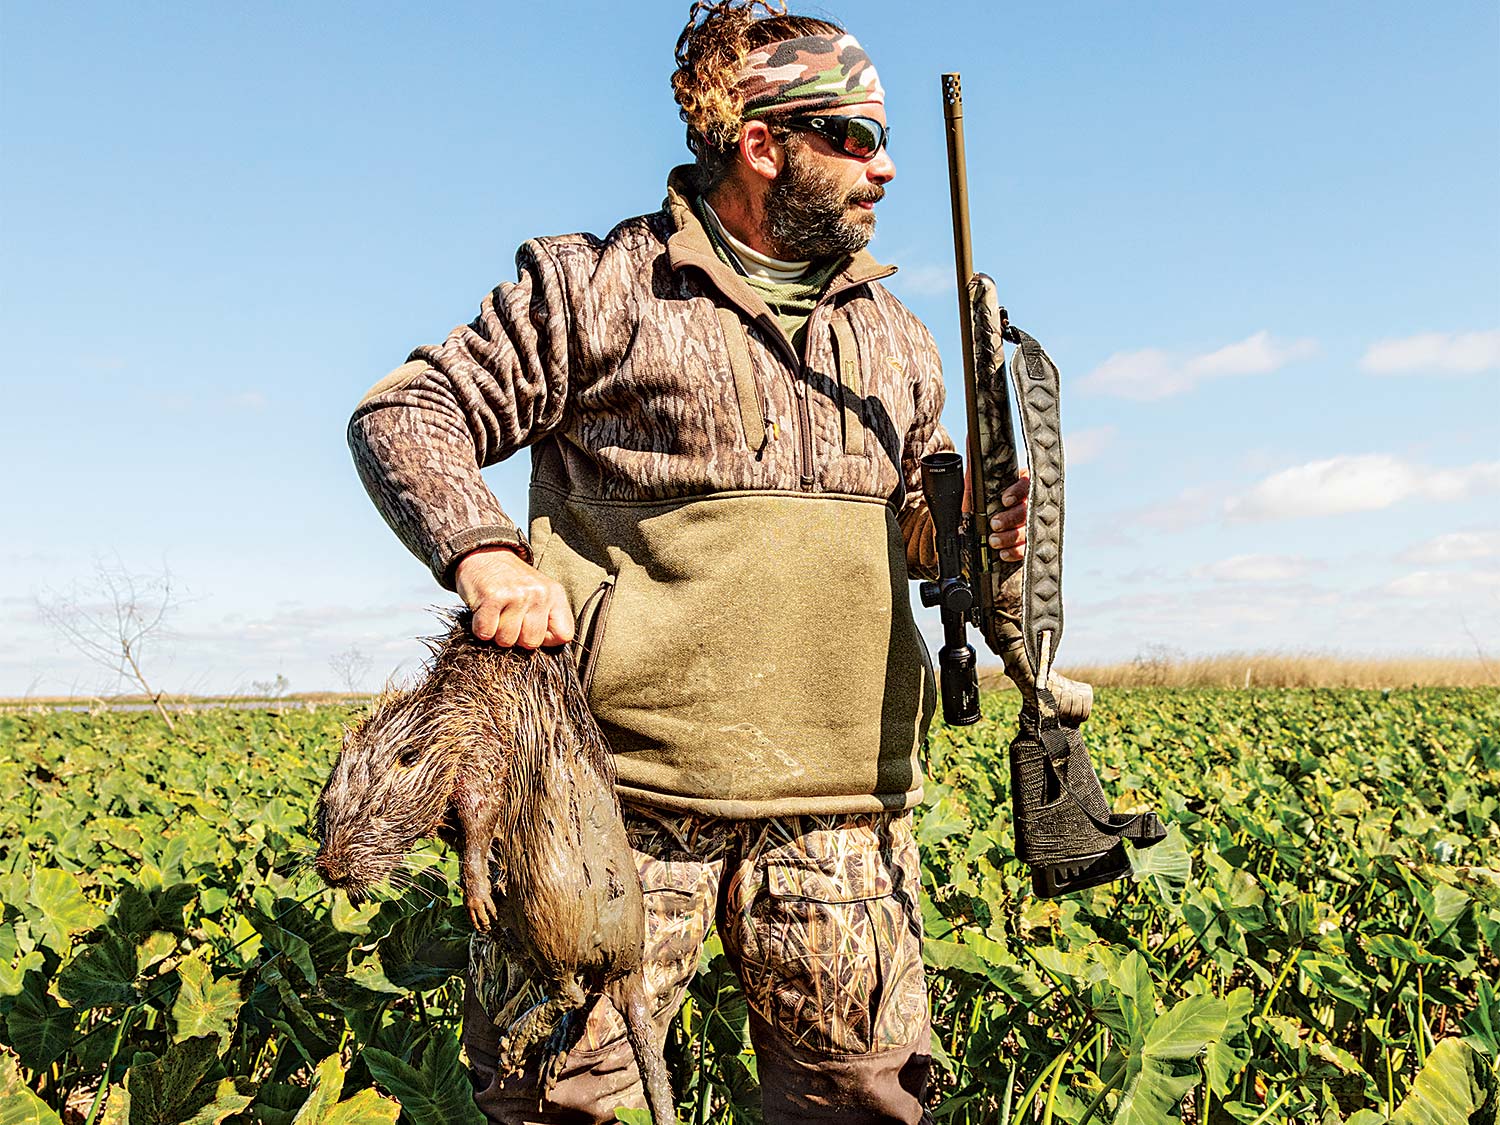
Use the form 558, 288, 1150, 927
454, 546, 575, 648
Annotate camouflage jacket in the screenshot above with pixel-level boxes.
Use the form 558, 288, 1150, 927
350, 167, 954, 817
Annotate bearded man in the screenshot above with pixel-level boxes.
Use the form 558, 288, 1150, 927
348, 3, 1028, 1122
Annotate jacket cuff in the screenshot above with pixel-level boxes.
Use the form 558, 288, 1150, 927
433, 525, 533, 590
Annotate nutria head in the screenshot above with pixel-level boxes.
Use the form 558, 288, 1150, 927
314, 612, 513, 899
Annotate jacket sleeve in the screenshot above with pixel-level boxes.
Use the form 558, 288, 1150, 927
348, 240, 573, 589
897, 328, 956, 583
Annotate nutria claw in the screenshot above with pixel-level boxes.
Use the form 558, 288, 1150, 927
312, 612, 677, 1125
466, 890, 497, 934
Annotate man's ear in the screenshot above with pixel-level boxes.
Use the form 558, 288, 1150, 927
738, 120, 784, 183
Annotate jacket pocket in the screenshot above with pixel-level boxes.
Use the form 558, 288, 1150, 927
830, 314, 866, 457
568, 573, 617, 698
715, 306, 769, 456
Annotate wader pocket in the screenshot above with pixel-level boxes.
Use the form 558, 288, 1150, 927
568, 573, 617, 699
740, 837, 928, 1056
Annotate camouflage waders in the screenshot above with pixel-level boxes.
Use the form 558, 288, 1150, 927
463, 806, 933, 1124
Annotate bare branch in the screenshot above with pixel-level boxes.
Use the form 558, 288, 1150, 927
37, 559, 180, 730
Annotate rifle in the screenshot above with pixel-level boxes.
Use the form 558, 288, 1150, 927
919, 74, 1166, 898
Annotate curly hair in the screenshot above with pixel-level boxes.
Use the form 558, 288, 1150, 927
672, 1, 843, 188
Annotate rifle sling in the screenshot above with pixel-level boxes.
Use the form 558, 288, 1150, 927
1006, 328, 1066, 688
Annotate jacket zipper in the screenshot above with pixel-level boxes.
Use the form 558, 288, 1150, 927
741, 269, 895, 494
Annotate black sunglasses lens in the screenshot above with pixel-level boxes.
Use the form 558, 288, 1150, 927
841, 118, 881, 157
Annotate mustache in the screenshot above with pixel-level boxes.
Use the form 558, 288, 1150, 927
848, 185, 885, 206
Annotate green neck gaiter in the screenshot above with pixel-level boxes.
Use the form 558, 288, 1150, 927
695, 196, 844, 353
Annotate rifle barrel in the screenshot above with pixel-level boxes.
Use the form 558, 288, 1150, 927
941, 72, 988, 585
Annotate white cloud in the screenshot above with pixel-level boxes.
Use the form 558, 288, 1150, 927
888, 264, 953, 300
1185, 332, 1316, 378
1399, 530, 1500, 564
1134, 485, 1222, 531
1383, 569, 1500, 600
1360, 329, 1500, 375
1079, 330, 1317, 400
1066, 425, 1116, 466
1224, 455, 1500, 521
1195, 554, 1322, 583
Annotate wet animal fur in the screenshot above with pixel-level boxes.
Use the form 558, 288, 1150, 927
313, 612, 675, 1123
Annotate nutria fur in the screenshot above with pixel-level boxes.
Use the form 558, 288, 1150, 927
313, 612, 675, 1124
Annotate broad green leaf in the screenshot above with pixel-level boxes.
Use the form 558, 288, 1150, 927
123, 1036, 249, 1125
56, 933, 141, 1009
363, 1031, 486, 1125
171, 949, 242, 1049
0, 923, 44, 997
292, 1056, 400, 1125
330, 895, 380, 935
1461, 976, 1499, 1058
1130, 824, 1193, 899
1330, 789, 1368, 816
110, 883, 198, 939
1112, 1057, 1200, 1125
319, 1092, 402, 1125
182, 1080, 255, 1125
1367, 933, 1448, 966
98, 1084, 129, 1125
245, 1082, 308, 1125
921, 936, 989, 978
1429, 883, 1473, 928
5, 973, 76, 1070
1113, 993, 1236, 1125
0, 1050, 64, 1125
1389, 1038, 1498, 1125
248, 911, 319, 986
1143, 993, 1228, 1060
915, 795, 968, 847
26, 868, 104, 952
1107, 949, 1156, 1047
1204, 987, 1255, 1095
374, 906, 468, 992
260, 798, 304, 835
291, 1057, 345, 1123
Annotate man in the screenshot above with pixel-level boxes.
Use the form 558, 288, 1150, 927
348, 4, 1028, 1121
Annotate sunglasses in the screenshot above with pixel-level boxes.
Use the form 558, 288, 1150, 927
781, 114, 890, 160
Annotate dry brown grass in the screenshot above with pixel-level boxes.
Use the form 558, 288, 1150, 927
982, 651, 1498, 690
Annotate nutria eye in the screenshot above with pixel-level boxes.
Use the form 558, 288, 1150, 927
399, 747, 422, 767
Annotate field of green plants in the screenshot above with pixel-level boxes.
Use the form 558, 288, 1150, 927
2, 688, 1497, 1124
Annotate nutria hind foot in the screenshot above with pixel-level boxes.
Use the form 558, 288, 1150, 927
495, 977, 588, 1079
536, 1009, 585, 1095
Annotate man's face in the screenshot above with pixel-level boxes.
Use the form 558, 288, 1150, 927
762, 102, 895, 261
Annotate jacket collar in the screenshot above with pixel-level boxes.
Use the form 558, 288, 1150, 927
662, 165, 897, 329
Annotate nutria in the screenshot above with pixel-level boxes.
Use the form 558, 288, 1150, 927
312, 612, 675, 1124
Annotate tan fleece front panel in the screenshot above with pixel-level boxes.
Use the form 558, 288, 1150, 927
529, 488, 935, 818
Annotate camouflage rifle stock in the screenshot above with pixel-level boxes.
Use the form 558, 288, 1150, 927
922, 74, 1165, 898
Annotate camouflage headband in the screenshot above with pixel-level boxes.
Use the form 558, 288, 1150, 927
736, 32, 885, 120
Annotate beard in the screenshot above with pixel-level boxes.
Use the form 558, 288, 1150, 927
763, 142, 884, 261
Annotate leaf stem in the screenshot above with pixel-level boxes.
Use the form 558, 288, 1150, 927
82, 1003, 137, 1125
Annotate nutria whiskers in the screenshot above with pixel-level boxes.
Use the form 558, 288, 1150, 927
313, 612, 675, 1124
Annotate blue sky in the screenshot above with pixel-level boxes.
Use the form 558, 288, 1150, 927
3, 2, 1497, 695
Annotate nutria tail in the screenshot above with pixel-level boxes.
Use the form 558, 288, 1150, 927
610, 969, 676, 1125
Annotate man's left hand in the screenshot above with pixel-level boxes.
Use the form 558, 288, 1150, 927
990, 468, 1029, 562
963, 466, 1029, 562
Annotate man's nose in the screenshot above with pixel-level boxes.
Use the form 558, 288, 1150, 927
867, 147, 896, 184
